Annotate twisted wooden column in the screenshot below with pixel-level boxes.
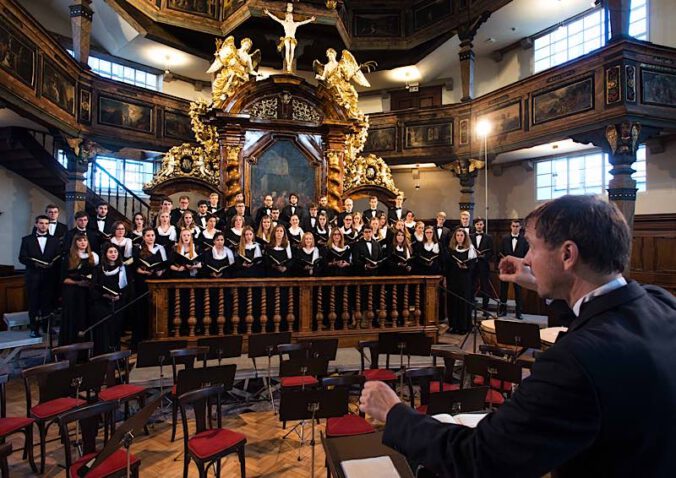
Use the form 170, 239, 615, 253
260, 287, 268, 333
341, 286, 350, 330
173, 289, 181, 337
187, 288, 197, 337
353, 286, 362, 329
365, 285, 374, 329
286, 287, 296, 330
402, 285, 410, 325
328, 285, 337, 331
232, 288, 240, 335
244, 287, 254, 335
217, 288, 225, 335
315, 286, 324, 330
414, 284, 422, 326
273, 287, 281, 333
203, 288, 212, 336
391, 284, 399, 327
378, 285, 387, 327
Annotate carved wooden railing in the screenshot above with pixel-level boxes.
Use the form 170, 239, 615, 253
147, 276, 442, 346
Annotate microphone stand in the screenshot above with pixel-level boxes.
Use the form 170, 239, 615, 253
77, 291, 149, 339
308, 402, 319, 478
123, 431, 134, 478
438, 284, 497, 354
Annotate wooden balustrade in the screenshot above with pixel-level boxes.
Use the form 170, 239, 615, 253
147, 276, 442, 347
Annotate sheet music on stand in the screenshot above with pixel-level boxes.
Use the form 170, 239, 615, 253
341, 456, 400, 478
432, 412, 488, 428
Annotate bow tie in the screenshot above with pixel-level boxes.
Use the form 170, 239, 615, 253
97, 217, 106, 221
36, 233, 47, 237
396, 207, 401, 210
476, 233, 483, 236
49, 221, 57, 224
512, 235, 519, 239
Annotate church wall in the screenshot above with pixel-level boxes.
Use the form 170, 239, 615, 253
0, 166, 65, 270
162, 80, 212, 103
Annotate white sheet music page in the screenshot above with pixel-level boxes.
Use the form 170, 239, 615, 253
431, 413, 488, 428
341, 456, 400, 478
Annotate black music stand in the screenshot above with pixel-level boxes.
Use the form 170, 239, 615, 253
76, 395, 163, 478
196, 336, 243, 365
426, 386, 489, 416
297, 338, 339, 362
494, 320, 542, 359
46, 361, 108, 401
379, 332, 432, 400
247, 332, 292, 410
175, 364, 237, 400
136, 339, 187, 414
279, 387, 349, 475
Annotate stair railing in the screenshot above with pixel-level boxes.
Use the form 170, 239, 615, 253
87, 160, 152, 222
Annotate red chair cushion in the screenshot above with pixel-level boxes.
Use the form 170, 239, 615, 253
0, 417, 34, 436
429, 381, 460, 393
415, 405, 428, 414
326, 415, 375, 437
473, 376, 513, 392
188, 428, 246, 460
171, 384, 177, 395
70, 449, 139, 478
485, 389, 505, 405
280, 376, 318, 388
362, 369, 397, 382
99, 384, 146, 402
31, 397, 86, 420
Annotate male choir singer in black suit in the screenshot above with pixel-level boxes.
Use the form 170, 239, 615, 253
434, 211, 451, 247
472, 217, 494, 316
362, 195, 385, 222
90, 202, 115, 245
280, 192, 305, 224
63, 211, 99, 257
498, 219, 529, 318
42, 204, 67, 241
19, 215, 61, 337
387, 195, 405, 225
352, 224, 383, 275
359, 195, 676, 478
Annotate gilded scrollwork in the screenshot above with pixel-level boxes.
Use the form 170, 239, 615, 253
292, 98, 321, 123
343, 153, 401, 197
249, 97, 279, 120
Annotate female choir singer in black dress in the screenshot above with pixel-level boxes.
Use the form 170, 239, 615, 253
91, 242, 132, 354
169, 228, 202, 279
154, 211, 177, 249
235, 226, 263, 277
295, 232, 323, 277
264, 225, 293, 277
132, 227, 167, 349
313, 213, 330, 247
404, 211, 417, 237
199, 215, 220, 251
286, 214, 304, 248
325, 229, 351, 276
413, 226, 443, 275
411, 221, 425, 247
109, 221, 133, 265
256, 215, 273, 247
339, 214, 358, 246
177, 211, 201, 243
446, 227, 477, 334
128, 212, 146, 249
388, 229, 412, 275
202, 232, 234, 278
60, 233, 99, 345
225, 215, 244, 249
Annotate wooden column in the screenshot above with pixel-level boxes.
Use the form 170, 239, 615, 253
457, 12, 491, 102
217, 124, 244, 207
606, 0, 632, 42
64, 140, 94, 227
69, 0, 94, 66
324, 127, 348, 212
605, 122, 642, 231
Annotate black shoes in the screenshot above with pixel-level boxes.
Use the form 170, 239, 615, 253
29, 330, 42, 338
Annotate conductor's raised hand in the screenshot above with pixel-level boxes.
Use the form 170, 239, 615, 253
359, 381, 401, 423
498, 255, 537, 291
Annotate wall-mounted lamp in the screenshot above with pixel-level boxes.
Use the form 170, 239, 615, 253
412, 164, 421, 189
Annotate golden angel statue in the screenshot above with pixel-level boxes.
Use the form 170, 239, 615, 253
313, 48, 376, 119
207, 36, 261, 108
264, 3, 315, 73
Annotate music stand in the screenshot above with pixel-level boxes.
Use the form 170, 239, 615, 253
494, 320, 542, 359
379, 332, 432, 400
136, 339, 187, 414
46, 361, 108, 401
196, 336, 243, 365
279, 387, 349, 474
76, 395, 163, 478
175, 364, 236, 400
247, 332, 292, 410
426, 386, 489, 416
297, 338, 339, 362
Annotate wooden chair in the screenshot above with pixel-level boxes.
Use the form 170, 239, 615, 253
179, 385, 246, 478
0, 443, 10, 478
0, 374, 36, 472
52, 341, 94, 366
356, 340, 398, 383
321, 375, 374, 438
404, 366, 458, 414
169, 346, 209, 442
58, 400, 140, 478
22, 360, 86, 473
91, 350, 148, 433
277, 343, 320, 388
463, 353, 523, 407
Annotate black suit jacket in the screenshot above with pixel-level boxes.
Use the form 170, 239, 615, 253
33, 222, 67, 240
170, 208, 197, 226
19, 234, 60, 272
387, 207, 405, 224
434, 226, 451, 248
281, 204, 305, 224
89, 216, 115, 243
362, 208, 385, 222
351, 239, 383, 275
382, 281, 676, 478
472, 232, 494, 263
254, 206, 273, 227
336, 210, 355, 228
500, 233, 529, 259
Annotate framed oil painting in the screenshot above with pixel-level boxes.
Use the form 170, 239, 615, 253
98, 95, 153, 133
641, 68, 676, 108
354, 12, 401, 37
405, 121, 453, 148
532, 76, 594, 125
41, 59, 76, 115
413, 0, 451, 32
250, 139, 316, 210
164, 110, 193, 140
78, 87, 92, 124
365, 127, 396, 152
167, 0, 220, 19
0, 22, 35, 87
476, 101, 521, 137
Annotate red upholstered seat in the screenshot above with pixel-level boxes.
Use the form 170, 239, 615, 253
69, 449, 139, 478
326, 414, 375, 437
280, 376, 318, 388
415, 405, 428, 414
171, 384, 177, 395
99, 384, 145, 402
429, 381, 460, 393
473, 376, 513, 392
188, 428, 246, 460
362, 369, 397, 382
0, 417, 34, 436
31, 397, 86, 419
485, 389, 505, 406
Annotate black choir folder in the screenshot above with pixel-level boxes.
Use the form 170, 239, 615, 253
30, 256, 60, 266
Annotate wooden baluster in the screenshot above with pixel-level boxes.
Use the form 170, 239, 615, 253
187, 288, 197, 337
365, 285, 374, 329
260, 287, 268, 333
232, 287, 240, 335
203, 287, 212, 336
327, 285, 337, 331
402, 284, 410, 326
244, 287, 254, 335
378, 284, 387, 327
353, 285, 362, 329
173, 288, 181, 337
286, 287, 296, 330
414, 283, 422, 326
341, 285, 350, 331
391, 284, 399, 327
315, 285, 324, 330
217, 288, 225, 335
273, 287, 281, 333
